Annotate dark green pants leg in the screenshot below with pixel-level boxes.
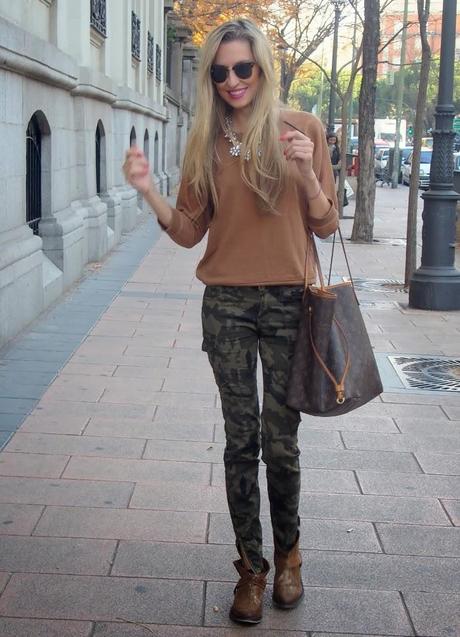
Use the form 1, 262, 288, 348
201, 285, 303, 570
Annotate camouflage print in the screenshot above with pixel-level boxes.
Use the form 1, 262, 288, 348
201, 285, 303, 572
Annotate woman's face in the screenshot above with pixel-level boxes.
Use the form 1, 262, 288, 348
328, 136, 337, 146
211, 39, 261, 111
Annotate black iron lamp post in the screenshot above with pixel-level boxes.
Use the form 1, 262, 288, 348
327, 1, 343, 134
409, 0, 460, 310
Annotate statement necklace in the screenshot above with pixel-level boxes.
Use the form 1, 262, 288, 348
223, 115, 261, 160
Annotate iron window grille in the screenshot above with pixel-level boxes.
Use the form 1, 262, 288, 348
132, 11, 141, 61
147, 32, 154, 74
95, 126, 102, 195
156, 44, 162, 81
90, 0, 107, 38
26, 116, 42, 235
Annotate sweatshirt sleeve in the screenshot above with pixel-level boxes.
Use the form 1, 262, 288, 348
163, 179, 213, 248
302, 114, 339, 239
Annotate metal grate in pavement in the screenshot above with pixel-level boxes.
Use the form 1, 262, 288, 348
344, 278, 406, 293
388, 355, 460, 392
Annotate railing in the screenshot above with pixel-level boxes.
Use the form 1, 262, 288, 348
131, 11, 141, 61
90, 0, 107, 38
147, 32, 154, 74
156, 44, 162, 81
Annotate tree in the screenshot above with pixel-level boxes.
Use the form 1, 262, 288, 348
405, 0, 431, 285
265, 0, 337, 103
173, 0, 267, 44
351, 0, 380, 242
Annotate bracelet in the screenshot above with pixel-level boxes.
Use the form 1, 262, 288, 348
308, 183, 322, 201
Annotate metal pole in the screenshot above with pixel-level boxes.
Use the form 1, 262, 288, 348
327, 3, 341, 134
348, 7, 358, 150
409, 0, 460, 310
391, 0, 409, 188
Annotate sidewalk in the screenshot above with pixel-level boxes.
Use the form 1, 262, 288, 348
0, 186, 459, 637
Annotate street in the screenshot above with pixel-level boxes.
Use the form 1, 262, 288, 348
0, 184, 459, 636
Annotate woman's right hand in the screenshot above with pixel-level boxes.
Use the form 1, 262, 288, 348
123, 146, 153, 195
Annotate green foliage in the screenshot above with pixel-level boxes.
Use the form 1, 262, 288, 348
375, 59, 460, 131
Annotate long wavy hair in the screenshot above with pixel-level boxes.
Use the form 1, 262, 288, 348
181, 18, 286, 214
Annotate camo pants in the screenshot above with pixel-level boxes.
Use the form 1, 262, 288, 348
202, 285, 303, 572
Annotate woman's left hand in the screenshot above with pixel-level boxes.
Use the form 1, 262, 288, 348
280, 130, 315, 180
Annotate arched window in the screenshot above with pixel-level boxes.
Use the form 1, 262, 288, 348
154, 131, 159, 175
26, 111, 51, 235
130, 126, 136, 147
95, 120, 106, 195
144, 129, 149, 160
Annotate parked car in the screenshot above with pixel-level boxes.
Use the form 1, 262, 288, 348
374, 147, 390, 178
398, 147, 413, 183
401, 149, 432, 189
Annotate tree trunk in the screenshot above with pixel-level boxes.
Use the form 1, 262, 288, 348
405, 0, 431, 285
351, 0, 380, 243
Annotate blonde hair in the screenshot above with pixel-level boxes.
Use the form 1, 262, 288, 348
181, 18, 286, 214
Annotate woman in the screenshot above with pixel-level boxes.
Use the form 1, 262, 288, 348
327, 132, 341, 180
123, 18, 338, 625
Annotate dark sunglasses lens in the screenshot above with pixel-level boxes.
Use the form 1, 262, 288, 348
211, 65, 228, 83
234, 62, 254, 79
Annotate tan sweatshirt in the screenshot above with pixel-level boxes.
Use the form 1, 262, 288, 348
165, 110, 339, 286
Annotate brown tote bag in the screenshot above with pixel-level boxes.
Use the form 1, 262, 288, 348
286, 228, 383, 417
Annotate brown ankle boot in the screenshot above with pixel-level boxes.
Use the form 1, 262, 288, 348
273, 536, 304, 609
229, 556, 270, 624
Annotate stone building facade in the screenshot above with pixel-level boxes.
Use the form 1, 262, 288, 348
0, 0, 197, 348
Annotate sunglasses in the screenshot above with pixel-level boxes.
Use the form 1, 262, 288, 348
210, 61, 256, 84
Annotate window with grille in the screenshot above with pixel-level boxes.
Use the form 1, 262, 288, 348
90, 0, 107, 38
132, 11, 141, 61
26, 115, 42, 235
156, 44, 162, 82
148, 32, 154, 74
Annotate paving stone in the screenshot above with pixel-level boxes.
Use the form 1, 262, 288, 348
112, 541, 237, 580
208, 513, 382, 553
381, 392, 460, 406
0, 452, 69, 478
415, 452, 460, 475
40, 376, 111, 403
4, 433, 145, 458
204, 582, 412, 634
2, 349, 71, 363
0, 503, 44, 535
0, 381, 50, 400
298, 448, 421, 473
0, 397, 37, 415
143, 439, 224, 463
300, 414, 398, 433
130, 482, 228, 513
394, 418, 460, 437
0, 476, 132, 507
211, 463, 361, 494
347, 403, 447, 420
62, 456, 210, 484
112, 365, 171, 379
212, 426, 343, 449
154, 406, 223, 425
19, 413, 89, 435
34, 506, 207, 543
441, 500, 460, 525
356, 470, 460, 498
61, 364, 117, 377
93, 623, 304, 637
85, 417, 214, 441
0, 412, 25, 430
32, 400, 156, 421
0, 573, 204, 624
0, 359, 59, 373
343, 431, 460, 454
0, 618, 93, 637
403, 591, 460, 637
0, 535, 116, 574
297, 492, 450, 525
0, 430, 14, 447
375, 523, 460, 557
444, 405, 460, 420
